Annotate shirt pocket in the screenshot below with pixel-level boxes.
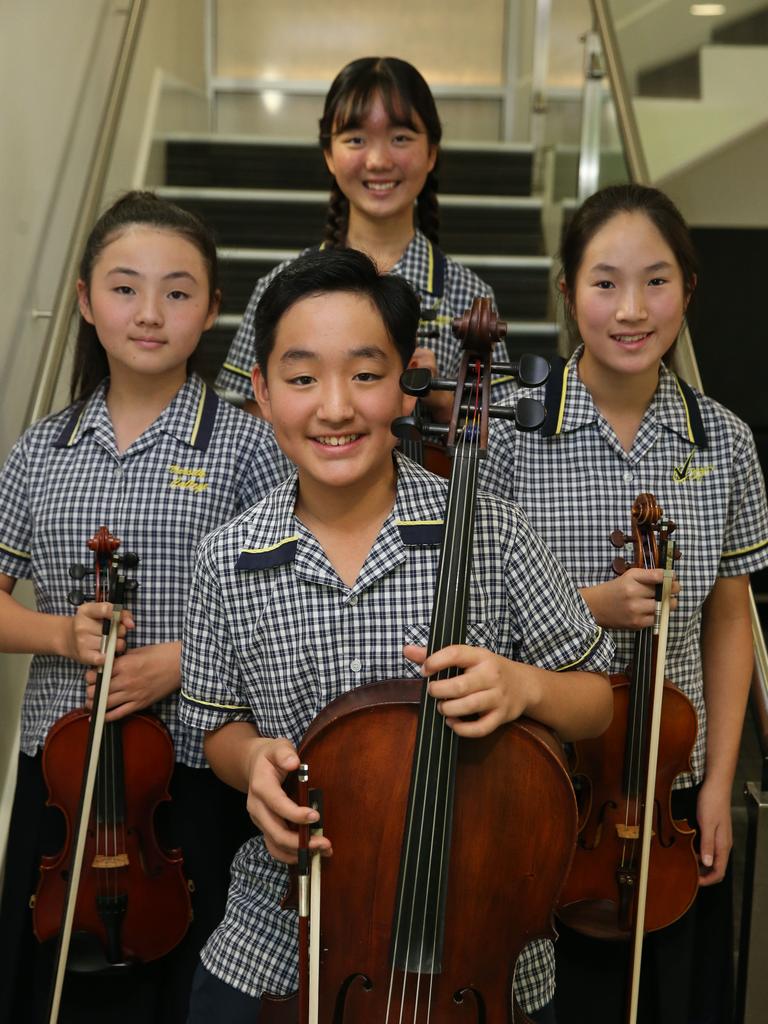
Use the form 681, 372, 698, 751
403, 619, 500, 657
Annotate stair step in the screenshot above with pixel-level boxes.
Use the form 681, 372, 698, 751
713, 8, 768, 45
216, 247, 552, 319
159, 186, 545, 256
163, 135, 534, 196
199, 319, 560, 388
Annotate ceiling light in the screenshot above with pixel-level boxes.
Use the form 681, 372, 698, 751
690, 4, 726, 14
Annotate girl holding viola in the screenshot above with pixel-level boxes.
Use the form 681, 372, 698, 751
0, 191, 288, 1023
478, 183, 768, 1022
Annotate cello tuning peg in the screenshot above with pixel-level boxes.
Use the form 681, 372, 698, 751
391, 415, 423, 442
67, 588, 87, 607
68, 563, 89, 580
511, 397, 546, 432
400, 367, 434, 397
121, 551, 139, 569
517, 353, 550, 388
124, 579, 139, 592
612, 557, 630, 576
609, 530, 629, 548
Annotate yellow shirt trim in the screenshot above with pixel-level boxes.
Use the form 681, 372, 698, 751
556, 626, 603, 671
241, 535, 300, 555
222, 361, 252, 380
180, 689, 251, 711
722, 538, 768, 559
189, 383, 206, 446
0, 541, 31, 560
672, 374, 696, 444
555, 364, 569, 435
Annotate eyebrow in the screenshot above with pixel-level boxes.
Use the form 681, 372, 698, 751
589, 261, 673, 273
105, 267, 199, 283
279, 345, 390, 363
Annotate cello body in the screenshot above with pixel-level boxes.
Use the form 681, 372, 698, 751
295, 681, 576, 1021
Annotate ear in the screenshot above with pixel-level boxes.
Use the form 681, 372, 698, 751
76, 279, 94, 324
426, 144, 438, 175
323, 147, 336, 179
684, 273, 697, 311
251, 365, 272, 423
203, 289, 222, 332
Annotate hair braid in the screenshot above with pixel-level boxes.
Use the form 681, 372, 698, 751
322, 181, 349, 248
416, 170, 440, 245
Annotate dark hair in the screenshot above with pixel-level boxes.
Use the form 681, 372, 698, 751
559, 184, 698, 344
318, 57, 442, 248
253, 248, 420, 375
70, 190, 219, 402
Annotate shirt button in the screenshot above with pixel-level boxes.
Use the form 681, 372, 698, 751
623, 471, 633, 483
348, 595, 358, 606
350, 658, 362, 673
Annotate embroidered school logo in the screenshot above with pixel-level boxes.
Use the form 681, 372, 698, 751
168, 465, 208, 492
672, 450, 714, 484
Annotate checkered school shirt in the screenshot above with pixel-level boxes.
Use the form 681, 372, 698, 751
180, 453, 613, 1012
0, 374, 289, 767
478, 347, 768, 787
215, 229, 503, 397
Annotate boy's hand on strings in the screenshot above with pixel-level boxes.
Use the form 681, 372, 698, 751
580, 568, 680, 630
404, 643, 533, 737
83, 640, 180, 720
245, 738, 331, 864
67, 602, 134, 664
696, 777, 732, 886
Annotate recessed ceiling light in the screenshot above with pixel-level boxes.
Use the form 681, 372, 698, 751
690, 3, 726, 14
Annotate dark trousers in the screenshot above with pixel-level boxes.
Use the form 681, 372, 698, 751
554, 785, 734, 1024
0, 752, 253, 1024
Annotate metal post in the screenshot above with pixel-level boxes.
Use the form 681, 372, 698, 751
737, 782, 768, 1023
530, 0, 552, 193
577, 30, 604, 203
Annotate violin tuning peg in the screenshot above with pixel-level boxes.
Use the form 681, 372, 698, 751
400, 367, 433, 397
612, 557, 630, 576
674, 549, 682, 561
609, 530, 629, 548
67, 588, 86, 607
68, 563, 88, 580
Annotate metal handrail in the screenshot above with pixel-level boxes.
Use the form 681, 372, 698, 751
588, 0, 768, 716
25, 0, 148, 428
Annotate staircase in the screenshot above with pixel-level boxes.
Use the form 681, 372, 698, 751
157, 136, 560, 385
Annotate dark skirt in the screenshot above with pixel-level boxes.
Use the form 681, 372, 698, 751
0, 751, 253, 1024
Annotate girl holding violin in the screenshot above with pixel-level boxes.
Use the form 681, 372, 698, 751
179, 247, 614, 1023
215, 55, 504, 416
477, 183, 768, 1022
0, 191, 288, 1022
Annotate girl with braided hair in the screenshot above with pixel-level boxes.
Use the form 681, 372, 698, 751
216, 56, 499, 416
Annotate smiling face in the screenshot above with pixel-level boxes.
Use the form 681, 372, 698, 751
76, 225, 219, 389
253, 290, 414, 503
568, 211, 689, 386
324, 92, 437, 237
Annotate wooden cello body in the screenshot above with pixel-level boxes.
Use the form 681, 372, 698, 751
262, 300, 576, 1023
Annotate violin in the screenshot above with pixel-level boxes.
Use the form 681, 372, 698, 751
556, 495, 699, 1017
33, 527, 191, 1021
261, 299, 574, 1023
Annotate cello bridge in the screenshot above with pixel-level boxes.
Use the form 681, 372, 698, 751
91, 853, 130, 869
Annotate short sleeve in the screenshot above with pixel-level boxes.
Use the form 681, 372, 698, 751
179, 539, 255, 733
0, 434, 34, 580
505, 508, 614, 674
719, 424, 768, 576
215, 258, 297, 398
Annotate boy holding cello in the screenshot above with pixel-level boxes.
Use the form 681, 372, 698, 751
180, 248, 614, 1022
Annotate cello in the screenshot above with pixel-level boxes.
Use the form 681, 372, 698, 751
555, 495, 699, 1020
261, 298, 577, 1023
32, 527, 192, 1022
